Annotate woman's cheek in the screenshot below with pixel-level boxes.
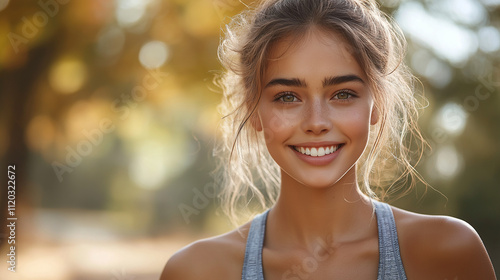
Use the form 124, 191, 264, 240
262, 106, 298, 133
341, 107, 372, 141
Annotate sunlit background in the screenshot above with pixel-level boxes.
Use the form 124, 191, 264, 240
0, 0, 499, 279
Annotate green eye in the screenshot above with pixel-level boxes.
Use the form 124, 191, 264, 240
275, 93, 298, 103
281, 94, 296, 102
332, 90, 356, 102
337, 92, 350, 99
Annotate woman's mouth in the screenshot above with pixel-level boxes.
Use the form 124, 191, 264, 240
291, 144, 344, 157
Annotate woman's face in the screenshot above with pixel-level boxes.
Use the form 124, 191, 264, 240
255, 27, 378, 189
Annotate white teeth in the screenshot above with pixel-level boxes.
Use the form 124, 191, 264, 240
294, 145, 341, 157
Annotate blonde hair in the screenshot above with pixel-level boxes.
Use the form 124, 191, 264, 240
214, 0, 426, 223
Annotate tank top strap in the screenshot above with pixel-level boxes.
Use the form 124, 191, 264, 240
241, 209, 269, 280
373, 200, 408, 280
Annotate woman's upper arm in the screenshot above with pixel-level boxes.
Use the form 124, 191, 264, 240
444, 218, 497, 279
160, 247, 198, 280
159, 240, 218, 280
397, 209, 497, 280
417, 216, 496, 279
159, 235, 243, 280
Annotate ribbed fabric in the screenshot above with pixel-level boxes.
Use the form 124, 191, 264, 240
241, 209, 269, 280
241, 200, 407, 279
374, 200, 408, 280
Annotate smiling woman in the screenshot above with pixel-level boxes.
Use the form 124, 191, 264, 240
255, 29, 376, 189
160, 0, 497, 279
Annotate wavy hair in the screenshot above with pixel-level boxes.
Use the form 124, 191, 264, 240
214, 0, 427, 224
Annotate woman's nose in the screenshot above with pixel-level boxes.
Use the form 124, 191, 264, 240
301, 98, 332, 135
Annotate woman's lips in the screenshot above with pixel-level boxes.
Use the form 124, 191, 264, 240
290, 144, 344, 166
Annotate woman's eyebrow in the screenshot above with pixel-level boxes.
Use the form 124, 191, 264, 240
265, 78, 307, 88
322, 75, 365, 87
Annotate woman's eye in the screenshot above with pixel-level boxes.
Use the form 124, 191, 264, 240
337, 92, 350, 99
333, 91, 355, 101
282, 95, 296, 102
275, 93, 298, 103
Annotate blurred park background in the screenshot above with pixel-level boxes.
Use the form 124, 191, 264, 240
0, 0, 498, 279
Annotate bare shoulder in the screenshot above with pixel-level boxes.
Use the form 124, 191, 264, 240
391, 206, 497, 280
159, 223, 251, 280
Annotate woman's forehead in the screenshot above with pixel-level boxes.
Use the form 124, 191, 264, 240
267, 27, 354, 59
264, 27, 366, 82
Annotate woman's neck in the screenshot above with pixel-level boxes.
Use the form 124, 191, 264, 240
267, 168, 376, 250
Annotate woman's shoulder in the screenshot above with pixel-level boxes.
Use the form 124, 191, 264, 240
391, 205, 496, 279
159, 222, 251, 280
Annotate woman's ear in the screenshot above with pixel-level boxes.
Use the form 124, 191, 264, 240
250, 112, 263, 131
370, 105, 379, 125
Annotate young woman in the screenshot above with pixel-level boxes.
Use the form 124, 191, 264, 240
161, 0, 497, 279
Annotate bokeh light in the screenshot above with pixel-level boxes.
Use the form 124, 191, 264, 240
115, 0, 150, 28
49, 58, 88, 94
435, 145, 464, 179
138, 40, 169, 69
478, 26, 500, 53
434, 103, 468, 136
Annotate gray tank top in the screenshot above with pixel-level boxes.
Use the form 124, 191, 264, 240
241, 200, 407, 279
